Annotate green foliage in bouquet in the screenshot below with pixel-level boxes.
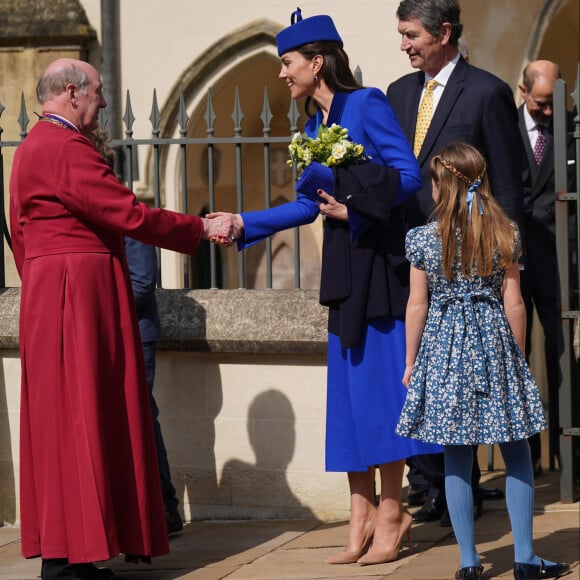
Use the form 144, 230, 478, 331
287, 123, 367, 174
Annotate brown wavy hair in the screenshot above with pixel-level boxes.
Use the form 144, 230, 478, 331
295, 41, 363, 117
430, 142, 517, 280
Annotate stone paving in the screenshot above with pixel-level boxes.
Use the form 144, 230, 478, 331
0, 470, 578, 580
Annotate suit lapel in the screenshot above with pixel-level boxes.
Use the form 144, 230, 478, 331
402, 74, 424, 145
519, 104, 553, 193
416, 58, 467, 164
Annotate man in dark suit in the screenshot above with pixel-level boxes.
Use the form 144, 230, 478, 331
518, 60, 576, 476
387, 0, 524, 524
125, 237, 184, 535
387, 0, 524, 229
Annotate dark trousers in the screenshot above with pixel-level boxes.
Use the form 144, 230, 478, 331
520, 247, 562, 466
143, 341, 179, 513
407, 447, 482, 506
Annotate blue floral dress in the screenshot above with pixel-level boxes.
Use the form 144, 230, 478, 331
396, 222, 548, 445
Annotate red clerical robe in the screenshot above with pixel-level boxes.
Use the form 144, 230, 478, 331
10, 120, 203, 563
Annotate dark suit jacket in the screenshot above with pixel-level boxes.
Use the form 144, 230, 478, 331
387, 57, 525, 230
518, 105, 576, 242
125, 236, 161, 343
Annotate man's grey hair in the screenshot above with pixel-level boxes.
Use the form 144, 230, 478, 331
396, 0, 463, 47
36, 63, 89, 104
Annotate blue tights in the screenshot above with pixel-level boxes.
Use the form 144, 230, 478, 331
444, 440, 554, 567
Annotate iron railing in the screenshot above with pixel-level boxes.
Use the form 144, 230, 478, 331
553, 67, 580, 503
2, 72, 579, 501
0, 87, 304, 290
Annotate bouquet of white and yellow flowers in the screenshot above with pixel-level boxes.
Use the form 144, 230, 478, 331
287, 124, 369, 202
287, 123, 368, 174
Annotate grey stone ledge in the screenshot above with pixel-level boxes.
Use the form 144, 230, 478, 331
0, 288, 328, 354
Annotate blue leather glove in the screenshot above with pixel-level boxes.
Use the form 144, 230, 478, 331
295, 162, 334, 201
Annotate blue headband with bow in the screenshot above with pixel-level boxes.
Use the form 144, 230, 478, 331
466, 179, 484, 222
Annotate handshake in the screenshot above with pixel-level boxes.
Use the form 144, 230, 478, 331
201, 212, 244, 247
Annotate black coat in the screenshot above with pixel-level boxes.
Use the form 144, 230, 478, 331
319, 162, 409, 348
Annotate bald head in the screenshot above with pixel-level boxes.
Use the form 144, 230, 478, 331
519, 59, 560, 125
36, 58, 106, 134
37, 58, 94, 103
522, 60, 560, 92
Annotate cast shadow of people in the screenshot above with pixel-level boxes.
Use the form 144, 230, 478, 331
112, 390, 321, 579
218, 389, 320, 521
479, 527, 579, 579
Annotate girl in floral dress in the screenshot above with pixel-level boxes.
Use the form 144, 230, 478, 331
397, 142, 569, 580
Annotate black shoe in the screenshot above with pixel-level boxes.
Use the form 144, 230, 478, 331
407, 485, 429, 506
166, 509, 183, 535
513, 560, 570, 579
455, 565, 484, 579
72, 564, 116, 579
42, 559, 71, 580
42, 560, 116, 580
412, 497, 444, 522
479, 486, 505, 501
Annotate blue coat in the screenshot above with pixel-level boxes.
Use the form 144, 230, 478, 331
387, 57, 525, 229
238, 88, 421, 247
238, 88, 421, 346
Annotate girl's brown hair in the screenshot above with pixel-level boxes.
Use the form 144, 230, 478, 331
430, 142, 517, 280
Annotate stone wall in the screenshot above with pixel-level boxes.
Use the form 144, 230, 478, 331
0, 288, 357, 526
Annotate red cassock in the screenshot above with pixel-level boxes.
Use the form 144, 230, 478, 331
9, 120, 204, 563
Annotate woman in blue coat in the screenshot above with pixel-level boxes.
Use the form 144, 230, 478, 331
210, 9, 439, 565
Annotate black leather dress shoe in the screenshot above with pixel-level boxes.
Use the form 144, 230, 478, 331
71, 564, 116, 579
455, 565, 484, 579
407, 485, 429, 506
412, 497, 444, 522
479, 486, 505, 501
42, 560, 116, 580
166, 509, 184, 535
513, 560, 570, 579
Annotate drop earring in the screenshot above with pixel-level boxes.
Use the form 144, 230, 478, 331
313, 74, 318, 84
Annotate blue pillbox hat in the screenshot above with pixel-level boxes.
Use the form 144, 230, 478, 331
276, 7, 343, 56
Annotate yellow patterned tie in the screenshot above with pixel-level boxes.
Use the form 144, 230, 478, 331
413, 79, 438, 157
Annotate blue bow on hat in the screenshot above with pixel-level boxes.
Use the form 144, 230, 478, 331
276, 7, 343, 56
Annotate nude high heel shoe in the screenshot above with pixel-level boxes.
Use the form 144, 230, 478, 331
357, 509, 412, 566
326, 512, 377, 564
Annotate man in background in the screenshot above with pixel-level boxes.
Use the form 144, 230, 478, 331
387, 0, 523, 525
125, 237, 184, 535
518, 59, 576, 476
